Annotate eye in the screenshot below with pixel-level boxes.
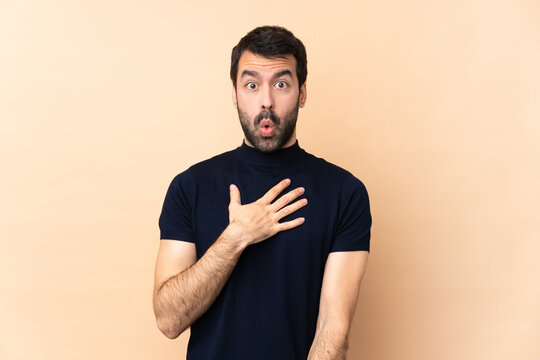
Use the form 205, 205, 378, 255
246, 82, 258, 90
275, 81, 289, 89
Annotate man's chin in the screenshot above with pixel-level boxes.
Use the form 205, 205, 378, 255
253, 139, 281, 153
251, 133, 289, 152
243, 128, 292, 153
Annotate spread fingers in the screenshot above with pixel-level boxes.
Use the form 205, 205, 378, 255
259, 178, 291, 204
275, 198, 308, 220
276, 217, 306, 232
271, 187, 305, 211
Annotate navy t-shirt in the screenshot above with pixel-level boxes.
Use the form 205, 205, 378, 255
159, 140, 371, 360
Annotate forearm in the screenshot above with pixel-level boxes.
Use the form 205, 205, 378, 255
153, 226, 246, 339
307, 322, 350, 360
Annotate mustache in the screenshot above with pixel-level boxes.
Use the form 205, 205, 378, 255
254, 109, 280, 126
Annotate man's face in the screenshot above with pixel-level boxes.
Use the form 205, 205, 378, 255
232, 51, 307, 153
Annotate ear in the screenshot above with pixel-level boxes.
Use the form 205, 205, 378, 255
299, 82, 307, 108
232, 84, 238, 108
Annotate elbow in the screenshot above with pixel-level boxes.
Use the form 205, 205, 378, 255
161, 327, 181, 340
156, 317, 187, 340
153, 293, 187, 339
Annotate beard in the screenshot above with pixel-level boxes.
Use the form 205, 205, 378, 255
237, 98, 299, 153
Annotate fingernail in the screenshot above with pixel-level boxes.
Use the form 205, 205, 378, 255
299, 187, 305, 194
285, 178, 291, 185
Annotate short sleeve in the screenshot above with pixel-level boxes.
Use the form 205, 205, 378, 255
331, 174, 372, 253
158, 170, 196, 242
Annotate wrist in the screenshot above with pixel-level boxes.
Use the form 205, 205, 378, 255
222, 223, 250, 250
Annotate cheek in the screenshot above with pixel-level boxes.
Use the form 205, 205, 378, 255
238, 105, 256, 124
237, 94, 252, 109
238, 99, 259, 116
276, 94, 299, 112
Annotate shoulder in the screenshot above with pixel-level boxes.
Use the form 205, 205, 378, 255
302, 150, 367, 190
170, 148, 237, 184
300, 149, 370, 208
188, 148, 237, 176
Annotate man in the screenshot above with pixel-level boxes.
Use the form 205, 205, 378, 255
153, 26, 371, 360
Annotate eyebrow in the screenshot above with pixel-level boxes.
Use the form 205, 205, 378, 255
274, 70, 293, 79
240, 69, 293, 80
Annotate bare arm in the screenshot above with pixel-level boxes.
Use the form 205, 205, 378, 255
307, 251, 369, 359
153, 179, 307, 339
153, 230, 245, 339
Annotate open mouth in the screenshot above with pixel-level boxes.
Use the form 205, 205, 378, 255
259, 119, 274, 137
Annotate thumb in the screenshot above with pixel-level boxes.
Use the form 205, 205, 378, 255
229, 184, 241, 206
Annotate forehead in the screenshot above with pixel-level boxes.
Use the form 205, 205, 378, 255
237, 51, 297, 78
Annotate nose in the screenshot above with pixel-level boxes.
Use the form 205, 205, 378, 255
260, 85, 274, 110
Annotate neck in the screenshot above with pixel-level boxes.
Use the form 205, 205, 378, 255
235, 139, 305, 167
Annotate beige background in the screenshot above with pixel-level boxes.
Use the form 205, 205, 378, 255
1, 0, 539, 359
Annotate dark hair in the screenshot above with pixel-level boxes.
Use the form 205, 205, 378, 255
230, 26, 307, 89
